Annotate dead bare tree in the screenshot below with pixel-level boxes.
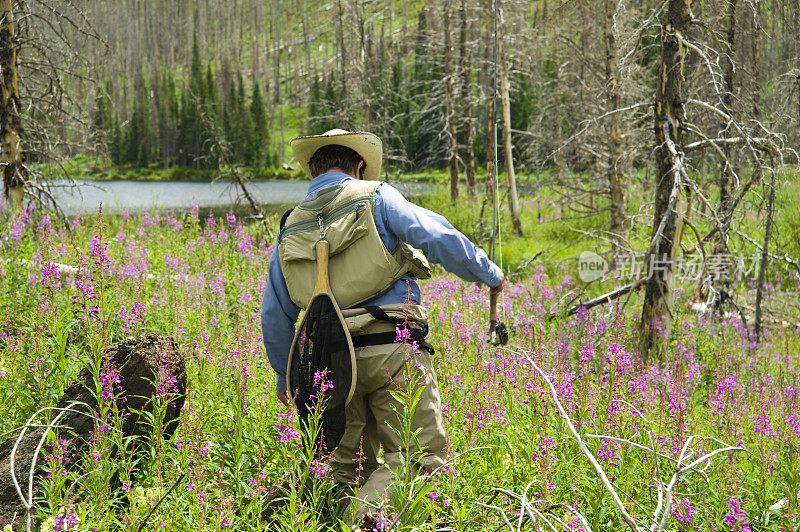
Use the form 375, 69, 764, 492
443, 0, 460, 203
638, 0, 691, 359
194, 82, 274, 241
458, 0, 476, 198
0, 0, 25, 211
480, 8, 496, 249
498, 33, 522, 237
754, 162, 777, 343
637, 0, 798, 355
0, 0, 101, 215
604, 0, 627, 262
702, 0, 739, 311
522, 0, 652, 267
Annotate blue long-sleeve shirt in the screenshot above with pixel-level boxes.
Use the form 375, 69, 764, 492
261, 172, 503, 391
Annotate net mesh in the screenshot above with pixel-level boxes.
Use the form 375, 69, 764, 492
290, 294, 352, 453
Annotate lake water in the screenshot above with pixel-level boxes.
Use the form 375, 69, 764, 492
48, 180, 436, 216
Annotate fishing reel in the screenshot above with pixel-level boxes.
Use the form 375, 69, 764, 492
487, 291, 509, 346
488, 321, 509, 346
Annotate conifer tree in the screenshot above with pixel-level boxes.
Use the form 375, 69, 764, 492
250, 83, 270, 167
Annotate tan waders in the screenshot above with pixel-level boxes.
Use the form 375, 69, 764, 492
335, 306, 447, 525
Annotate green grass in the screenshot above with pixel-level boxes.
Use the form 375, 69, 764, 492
411, 184, 609, 295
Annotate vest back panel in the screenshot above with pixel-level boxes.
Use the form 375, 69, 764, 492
278, 180, 430, 309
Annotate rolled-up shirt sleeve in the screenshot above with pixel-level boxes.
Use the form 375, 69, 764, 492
261, 246, 300, 392
379, 183, 502, 287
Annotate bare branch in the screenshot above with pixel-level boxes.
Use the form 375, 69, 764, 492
683, 136, 776, 153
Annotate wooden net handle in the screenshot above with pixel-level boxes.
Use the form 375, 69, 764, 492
489, 291, 498, 334
314, 239, 331, 295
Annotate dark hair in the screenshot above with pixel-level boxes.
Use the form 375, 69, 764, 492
308, 145, 365, 178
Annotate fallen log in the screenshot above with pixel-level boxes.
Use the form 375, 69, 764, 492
9, 258, 184, 282
0, 333, 187, 526
547, 278, 647, 321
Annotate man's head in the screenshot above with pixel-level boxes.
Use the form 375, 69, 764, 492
308, 144, 365, 179
290, 129, 382, 180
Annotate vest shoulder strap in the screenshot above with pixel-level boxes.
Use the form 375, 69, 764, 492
304, 180, 380, 213
279, 208, 293, 232
296, 180, 381, 213
340, 179, 381, 197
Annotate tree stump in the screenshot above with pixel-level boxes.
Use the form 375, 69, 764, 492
0, 333, 187, 525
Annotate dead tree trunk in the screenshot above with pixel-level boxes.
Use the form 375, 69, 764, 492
499, 42, 523, 237
302, 0, 312, 78
459, 0, 476, 198
710, 0, 738, 308
273, 0, 282, 104
484, 21, 493, 179
444, 0, 459, 203
251, 3, 261, 84
485, 93, 495, 194
750, 1, 761, 120
0, 0, 26, 212
754, 165, 776, 344
639, 0, 692, 360
480, 26, 496, 250
336, 0, 347, 105
604, 0, 626, 263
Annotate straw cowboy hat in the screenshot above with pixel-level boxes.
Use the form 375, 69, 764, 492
290, 129, 382, 180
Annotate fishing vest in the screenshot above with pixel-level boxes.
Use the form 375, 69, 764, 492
278, 180, 432, 310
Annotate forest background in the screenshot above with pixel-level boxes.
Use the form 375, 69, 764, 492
63, 0, 800, 178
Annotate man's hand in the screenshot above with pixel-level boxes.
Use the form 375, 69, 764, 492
277, 390, 292, 407
489, 272, 506, 295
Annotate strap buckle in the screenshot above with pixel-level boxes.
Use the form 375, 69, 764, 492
318, 214, 326, 239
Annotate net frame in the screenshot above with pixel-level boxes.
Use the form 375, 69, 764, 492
286, 239, 356, 452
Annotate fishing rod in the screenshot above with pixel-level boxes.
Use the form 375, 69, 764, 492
490, 0, 498, 266
488, 0, 507, 347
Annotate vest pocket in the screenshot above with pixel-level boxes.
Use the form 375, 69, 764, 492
394, 242, 432, 280
326, 204, 369, 257
280, 204, 369, 263
280, 232, 317, 261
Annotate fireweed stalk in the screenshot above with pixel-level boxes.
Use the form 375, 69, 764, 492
0, 205, 798, 530
268, 368, 341, 529
382, 318, 445, 530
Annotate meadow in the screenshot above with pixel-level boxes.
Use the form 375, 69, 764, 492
1, 199, 799, 531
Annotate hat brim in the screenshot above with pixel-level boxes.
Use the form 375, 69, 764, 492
290, 131, 382, 180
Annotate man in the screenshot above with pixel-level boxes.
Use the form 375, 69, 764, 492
261, 129, 504, 525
